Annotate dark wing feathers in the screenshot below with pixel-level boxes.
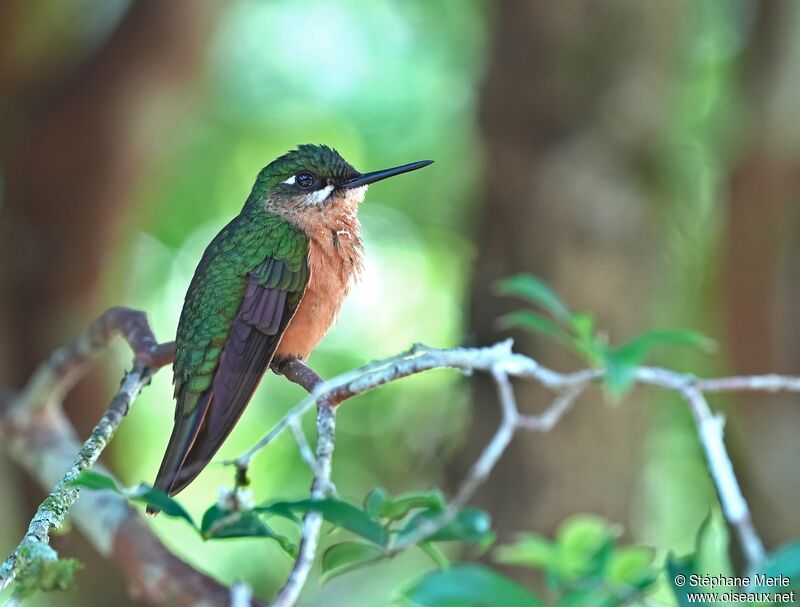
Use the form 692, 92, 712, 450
241, 282, 286, 333
151, 389, 210, 495
167, 315, 287, 494
153, 256, 308, 499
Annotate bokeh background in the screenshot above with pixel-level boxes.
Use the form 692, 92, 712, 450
1, 1, 799, 605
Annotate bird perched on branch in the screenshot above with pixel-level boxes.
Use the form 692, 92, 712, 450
150, 145, 431, 510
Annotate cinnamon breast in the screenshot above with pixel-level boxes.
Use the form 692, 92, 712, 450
275, 194, 364, 359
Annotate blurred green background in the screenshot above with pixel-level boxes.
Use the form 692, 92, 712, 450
1, 1, 799, 605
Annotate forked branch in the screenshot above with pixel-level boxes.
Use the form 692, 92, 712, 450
3, 309, 798, 606
0, 308, 263, 606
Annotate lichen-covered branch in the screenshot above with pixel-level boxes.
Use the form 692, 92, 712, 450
0, 308, 263, 606
6, 307, 174, 416
0, 365, 152, 592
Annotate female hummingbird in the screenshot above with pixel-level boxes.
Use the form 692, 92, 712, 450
151, 144, 432, 504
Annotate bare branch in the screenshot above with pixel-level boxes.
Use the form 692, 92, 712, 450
230, 581, 254, 607
517, 383, 588, 432
6, 308, 799, 606
288, 421, 316, 471
269, 363, 337, 607
696, 374, 800, 393
231, 343, 800, 605
678, 385, 767, 568
8, 307, 173, 415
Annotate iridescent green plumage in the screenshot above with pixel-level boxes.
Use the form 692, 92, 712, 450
153, 206, 310, 500
173, 212, 309, 414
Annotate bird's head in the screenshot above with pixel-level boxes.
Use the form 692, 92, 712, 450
248, 144, 432, 215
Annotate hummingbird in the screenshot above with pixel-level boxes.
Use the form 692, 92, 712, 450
150, 144, 432, 507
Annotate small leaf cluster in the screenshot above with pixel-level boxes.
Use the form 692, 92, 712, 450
497, 274, 715, 398
403, 515, 659, 607
321, 487, 494, 581
68, 473, 493, 579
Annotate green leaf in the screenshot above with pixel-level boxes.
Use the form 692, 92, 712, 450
67, 471, 120, 492
364, 488, 391, 519
70, 474, 196, 528
260, 498, 387, 546
601, 346, 640, 400
555, 515, 618, 578
254, 501, 302, 524
666, 515, 732, 607
399, 508, 492, 544
666, 554, 708, 607
476, 531, 497, 556
616, 330, 716, 362
498, 311, 573, 346
608, 546, 657, 589
693, 510, 731, 578
569, 313, 603, 364
751, 541, 800, 591
570, 313, 595, 341
602, 330, 714, 399
365, 488, 446, 521
494, 533, 555, 570
204, 506, 296, 555
321, 542, 385, 581
418, 542, 451, 569
202, 504, 260, 538
556, 588, 616, 607
496, 275, 572, 323
127, 484, 195, 527
556, 515, 618, 555
403, 564, 544, 607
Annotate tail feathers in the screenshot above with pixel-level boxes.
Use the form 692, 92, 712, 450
149, 308, 284, 513
161, 321, 280, 500
147, 391, 209, 514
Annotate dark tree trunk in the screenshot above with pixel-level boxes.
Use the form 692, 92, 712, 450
722, 0, 800, 547
458, 0, 679, 538
0, 1, 213, 603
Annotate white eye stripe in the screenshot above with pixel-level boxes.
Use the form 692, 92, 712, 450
305, 184, 335, 206
282, 175, 296, 185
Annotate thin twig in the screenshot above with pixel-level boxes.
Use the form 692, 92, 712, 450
518, 383, 588, 432
678, 385, 766, 567
289, 421, 316, 471
230, 580, 254, 607
9, 307, 173, 415
270, 386, 337, 607
391, 367, 521, 551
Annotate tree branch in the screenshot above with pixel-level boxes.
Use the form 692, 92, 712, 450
231, 341, 797, 605
0, 308, 263, 606
0, 365, 152, 592
269, 360, 336, 607
4, 311, 797, 605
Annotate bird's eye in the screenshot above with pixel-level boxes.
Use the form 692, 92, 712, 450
295, 172, 317, 189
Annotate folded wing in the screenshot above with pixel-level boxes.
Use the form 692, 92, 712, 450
152, 257, 309, 499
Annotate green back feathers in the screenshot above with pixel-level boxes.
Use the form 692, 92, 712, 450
173, 213, 308, 412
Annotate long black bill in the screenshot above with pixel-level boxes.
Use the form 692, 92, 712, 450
341, 160, 433, 189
